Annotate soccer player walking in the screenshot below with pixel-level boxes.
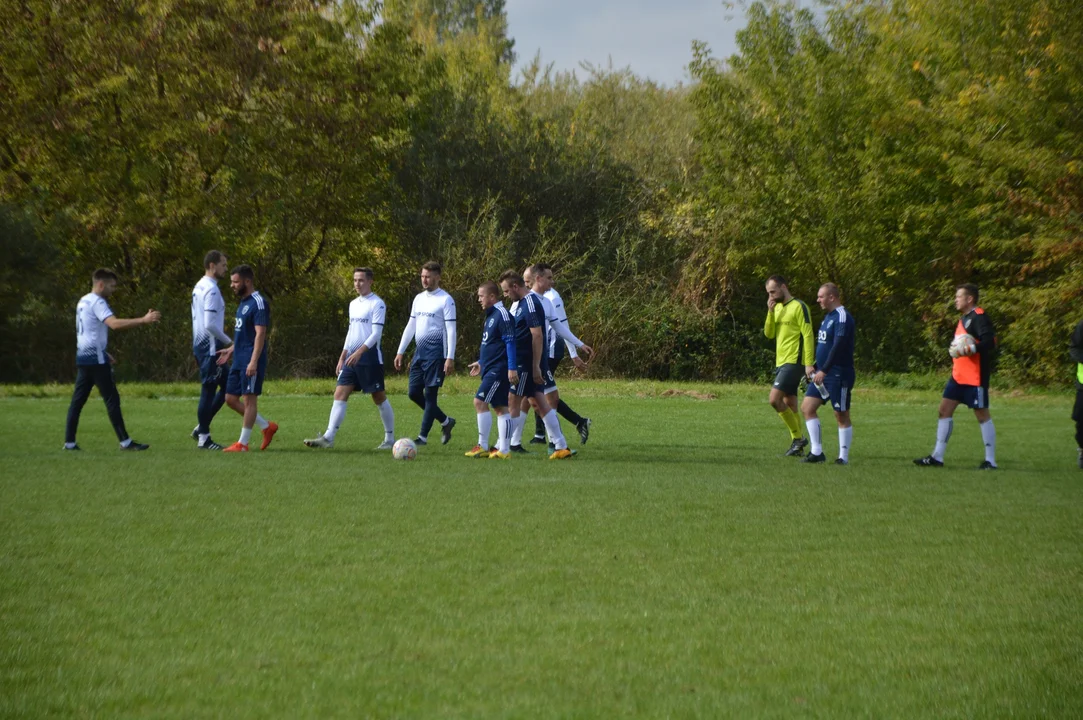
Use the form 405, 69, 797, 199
304, 268, 395, 450
915, 284, 998, 469
64, 269, 160, 450
800, 283, 856, 465
499, 270, 574, 460
191, 250, 232, 450
763, 275, 816, 456
394, 261, 457, 446
465, 282, 517, 459
1068, 319, 1082, 469
218, 265, 278, 452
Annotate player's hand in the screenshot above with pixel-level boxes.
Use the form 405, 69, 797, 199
444, 358, 454, 375
468, 362, 481, 377
246, 361, 258, 377
508, 369, 519, 385
767, 297, 777, 310
346, 349, 364, 367
394, 354, 404, 371
107, 353, 117, 366
533, 367, 543, 384
813, 370, 825, 385
805, 365, 816, 380
216, 346, 233, 366
572, 356, 588, 371
144, 309, 161, 324
578, 344, 594, 359
335, 361, 343, 376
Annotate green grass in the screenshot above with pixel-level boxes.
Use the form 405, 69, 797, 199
2, 379, 1081, 718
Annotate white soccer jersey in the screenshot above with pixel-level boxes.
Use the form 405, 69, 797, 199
191, 276, 230, 355
397, 288, 457, 361
543, 287, 583, 359
344, 292, 387, 365
75, 292, 114, 365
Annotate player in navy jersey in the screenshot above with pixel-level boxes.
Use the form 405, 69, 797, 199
191, 250, 232, 450
395, 261, 458, 446
799, 283, 856, 465
64, 268, 160, 451
217, 265, 278, 452
465, 281, 517, 459
498, 270, 573, 460
304, 268, 396, 450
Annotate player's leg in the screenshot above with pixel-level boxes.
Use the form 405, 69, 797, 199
771, 364, 805, 454
371, 387, 395, 449
196, 356, 225, 449
508, 369, 532, 453
511, 394, 531, 450
92, 364, 142, 449
799, 391, 825, 463
535, 391, 572, 458
974, 389, 996, 469
237, 393, 259, 448
916, 380, 961, 466
306, 373, 354, 448
64, 366, 96, 449
491, 405, 512, 457
466, 391, 493, 457
542, 386, 561, 451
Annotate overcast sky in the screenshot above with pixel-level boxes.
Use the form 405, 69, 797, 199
505, 0, 748, 86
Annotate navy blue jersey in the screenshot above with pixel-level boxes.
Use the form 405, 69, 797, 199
815, 306, 855, 374
512, 292, 547, 366
233, 291, 270, 365
480, 304, 516, 375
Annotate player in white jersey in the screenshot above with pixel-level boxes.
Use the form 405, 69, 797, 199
304, 268, 396, 449
64, 269, 161, 450
395, 261, 458, 445
527, 263, 594, 448
191, 250, 233, 450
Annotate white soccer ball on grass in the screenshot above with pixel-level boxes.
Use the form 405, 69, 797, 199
392, 438, 417, 460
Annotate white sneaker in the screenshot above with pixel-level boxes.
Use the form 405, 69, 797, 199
303, 435, 333, 448
375, 440, 395, 450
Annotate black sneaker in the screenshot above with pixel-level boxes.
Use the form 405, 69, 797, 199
529, 435, 547, 445
913, 455, 943, 467
198, 438, 224, 450
978, 460, 998, 470
441, 418, 456, 445
834, 458, 849, 466
509, 444, 531, 454
577, 418, 592, 445
121, 440, 150, 451
415, 437, 428, 446
63, 444, 81, 451
191, 426, 199, 441
801, 452, 826, 464
784, 438, 808, 457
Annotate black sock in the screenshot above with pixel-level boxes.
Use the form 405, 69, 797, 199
557, 399, 583, 426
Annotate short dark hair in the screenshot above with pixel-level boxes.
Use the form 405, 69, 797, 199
204, 250, 226, 268
534, 262, 553, 274
230, 264, 254, 282
354, 267, 374, 281
766, 274, 787, 287
957, 283, 979, 304
478, 281, 500, 297
498, 270, 524, 287
421, 261, 442, 274
92, 268, 118, 283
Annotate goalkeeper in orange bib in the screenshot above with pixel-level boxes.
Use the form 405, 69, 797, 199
915, 284, 998, 469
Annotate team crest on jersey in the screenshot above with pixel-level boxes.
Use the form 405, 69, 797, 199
964, 317, 971, 329
242, 306, 249, 315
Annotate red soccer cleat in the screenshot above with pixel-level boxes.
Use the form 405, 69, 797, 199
260, 422, 279, 451
222, 442, 248, 453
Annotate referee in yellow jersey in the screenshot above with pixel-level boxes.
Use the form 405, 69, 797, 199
764, 275, 816, 456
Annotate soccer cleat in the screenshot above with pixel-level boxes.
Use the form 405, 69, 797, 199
978, 460, 998, 470
222, 442, 249, 453
198, 438, 224, 451
784, 437, 808, 457
63, 444, 81, 451
577, 417, 592, 445
191, 426, 200, 441
441, 418, 456, 445
260, 421, 279, 450
303, 435, 333, 449
509, 444, 531, 454
488, 450, 511, 460
529, 435, 547, 445
415, 436, 428, 446
375, 440, 395, 450
801, 452, 826, 464
120, 440, 150, 451
549, 448, 574, 460
834, 458, 849, 466
913, 455, 944, 467
464, 445, 490, 458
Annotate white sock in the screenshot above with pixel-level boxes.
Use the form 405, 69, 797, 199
542, 411, 567, 450
378, 400, 395, 441
325, 400, 347, 441
65, 442, 77, 449
240, 426, 253, 446
255, 414, 269, 430
442, 416, 453, 426
496, 414, 510, 453
511, 413, 525, 446
119, 438, 132, 448
932, 418, 953, 461
476, 412, 492, 450
198, 433, 210, 445
806, 418, 822, 456
839, 426, 852, 462
980, 420, 996, 465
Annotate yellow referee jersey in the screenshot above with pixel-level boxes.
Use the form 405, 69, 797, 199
764, 298, 815, 368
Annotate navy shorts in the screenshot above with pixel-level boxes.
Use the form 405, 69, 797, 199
804, 372, 854, 412
476, 371, 510, 409
197, 352, 227, 387
541, 357, 557, 394
227, 359, 266, 396
943, 378, 990, 409
510, 363, 540, 398
338, 363, 385, 394
773, 363, 805, 395
409, 358, 445, 391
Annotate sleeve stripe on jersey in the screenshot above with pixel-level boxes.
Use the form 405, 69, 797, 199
252, 292, 265, 310
837, 307, 848, 323
799, 301, 810, 324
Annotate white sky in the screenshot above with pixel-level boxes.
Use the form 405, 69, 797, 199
505, 0, 748, 86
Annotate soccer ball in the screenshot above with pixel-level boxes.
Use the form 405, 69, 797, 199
392, 438, 417, 460
949, 333, 977, 359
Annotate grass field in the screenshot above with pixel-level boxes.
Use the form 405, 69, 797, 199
2, 377, 1081, 718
